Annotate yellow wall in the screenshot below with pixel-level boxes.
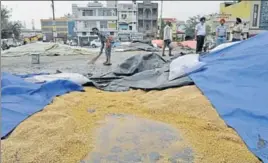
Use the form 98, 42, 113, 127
220, 1, 252, 21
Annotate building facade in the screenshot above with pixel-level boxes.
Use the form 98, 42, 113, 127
72, 1, 118, 46
40, 17, 68, 42
258, 1, 268, 30
117, 3, 137, 32
137, 1, 158, 38
219, 1, 267, 35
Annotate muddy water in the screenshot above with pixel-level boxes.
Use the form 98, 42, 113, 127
82, 114, 194, 163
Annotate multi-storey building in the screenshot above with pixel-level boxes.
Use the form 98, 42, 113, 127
219, 1, 268, 35
72, 1, 117, 46
40, 17, 68, 42
117, 3, 137, 32
137, 1, 158, 38
117, 2, 139, 41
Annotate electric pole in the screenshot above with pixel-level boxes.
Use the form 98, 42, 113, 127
160, 0, 163, 39
51, 0, 56, 42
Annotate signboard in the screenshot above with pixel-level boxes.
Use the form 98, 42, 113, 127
216, 13, 232, 19
53, 32, 57, 38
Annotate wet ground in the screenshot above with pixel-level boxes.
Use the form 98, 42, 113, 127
82, 114, 194, 163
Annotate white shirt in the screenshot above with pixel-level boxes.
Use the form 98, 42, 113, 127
232, 23, 243, 39
163, 25, 172, 41
195, 23, 206, 36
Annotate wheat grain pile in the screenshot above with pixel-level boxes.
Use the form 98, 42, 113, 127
1, 86, 260, 163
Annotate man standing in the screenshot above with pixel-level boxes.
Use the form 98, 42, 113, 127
162, 21, 173, 57
232, 17, 243, 42
195, 17, 206, 54
89, 27, 113, 65
216, 19, 227, 46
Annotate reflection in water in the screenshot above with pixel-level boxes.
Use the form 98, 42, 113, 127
82, 114, 194, 163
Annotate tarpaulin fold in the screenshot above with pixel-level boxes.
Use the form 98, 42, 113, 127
87, 53, 193, 91
190, 32, 268, 162
1, 72, 83, 138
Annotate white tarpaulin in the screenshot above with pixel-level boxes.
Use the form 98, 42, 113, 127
2, 42, 97, 57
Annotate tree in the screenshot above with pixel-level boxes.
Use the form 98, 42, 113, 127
1, 6, 11, 29
184, 15, 201, 38
184, 14, 214, 38
1, 6, 22, 39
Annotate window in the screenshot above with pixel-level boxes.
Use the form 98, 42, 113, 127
252, 4, 259, 27
84, 21, 89, 28
82, 32, 87, 36
41, 21, 53, 26
56, 28, 67, 32
100, 21, 108, 29
56, 21, 67, 26
82, 10, 94, 16
121, 14, 127, 19
129, 26, 132, 30
42, 27, 52, 32
83, 21, 96, 29
146, 24, 149, 30
100, 9, 113, 16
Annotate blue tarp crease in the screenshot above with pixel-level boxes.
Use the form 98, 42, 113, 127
190, 32, 268, 162
1, 72, 83, 138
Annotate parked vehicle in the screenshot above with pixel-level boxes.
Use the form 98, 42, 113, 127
90, 39, 102, 48
1, 39, 10, 50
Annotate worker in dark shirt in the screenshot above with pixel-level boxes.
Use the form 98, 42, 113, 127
89, 27, 113, 65
92, 27, 106, 56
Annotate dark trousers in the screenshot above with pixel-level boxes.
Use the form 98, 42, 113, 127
196, 35, 205, 53
99, 42, 105, 55
162, 39, 172, 56
232, 38, 241, 42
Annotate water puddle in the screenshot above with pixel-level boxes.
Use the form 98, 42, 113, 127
82, 114, 194, 163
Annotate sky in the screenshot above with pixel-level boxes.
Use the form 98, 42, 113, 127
2, 1, 222, 29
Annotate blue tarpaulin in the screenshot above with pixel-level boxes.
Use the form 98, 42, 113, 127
190, 32, 268, 162
1, 72, 83, 138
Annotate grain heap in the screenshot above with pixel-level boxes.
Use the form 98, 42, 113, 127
1, 86, 260, 163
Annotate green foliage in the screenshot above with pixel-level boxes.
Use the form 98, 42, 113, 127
184, 14, 213, 38
184, 15, 200, 38
159, 19, 165, 39
1, 6, 22, 39
206, 24, 212, 35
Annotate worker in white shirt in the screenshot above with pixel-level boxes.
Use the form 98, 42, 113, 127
216, 18, 227, 46
162, 21, 173, 56
232, 17, 243, 42
195, 17, 206, 54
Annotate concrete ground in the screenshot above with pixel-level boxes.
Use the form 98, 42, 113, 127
1, 51, 153, 76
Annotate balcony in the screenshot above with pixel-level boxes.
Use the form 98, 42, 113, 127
138, 15, 158, 20
73, 16, 117, 21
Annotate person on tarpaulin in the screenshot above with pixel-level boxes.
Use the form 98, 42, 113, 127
216, 18, 227, 46
91, 27, 113, 66
232, 17, 243, 42
195, 17, 206, 54
162, 21, 173, 57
